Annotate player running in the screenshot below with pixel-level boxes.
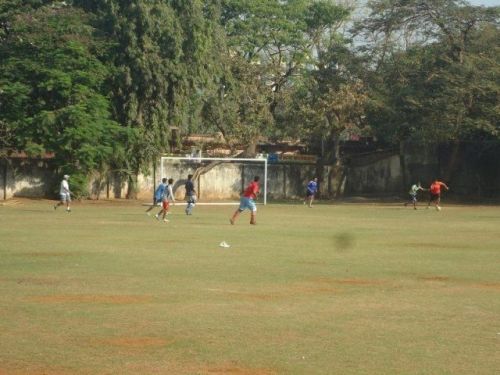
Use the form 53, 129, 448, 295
404, 182, 426, 210
427, 179, 450, 211
230, 176, 260, 225
304, 177, 318, 208
156, 178, 175, 222
146, 178, 167, 215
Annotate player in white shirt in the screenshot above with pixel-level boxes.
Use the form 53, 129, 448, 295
404, 182, 426, 210
54, 175, 72, 212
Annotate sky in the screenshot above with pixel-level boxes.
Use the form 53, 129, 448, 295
468, 0, 500, 5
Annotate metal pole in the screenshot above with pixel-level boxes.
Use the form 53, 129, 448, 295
264, 158, 268, 205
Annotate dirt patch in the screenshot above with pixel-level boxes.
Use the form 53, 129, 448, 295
27, 294, 153, 304
0, 364, 71, 375
208, 283, 339, 301
293, 284, 339, 294
15, 277, 61, 286
205, 364, 277, 375
473, 283, 500, 290
15, 252, 80, 257
336, 279, 384, 286
405, 242, 471, 250
100, 337, 172, 348
419, 276, 450, 282
312, 277, 385, 286
0, 199, 23, 206
237, 293, 278, 301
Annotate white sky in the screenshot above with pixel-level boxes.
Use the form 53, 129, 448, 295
468, 0, 500, 5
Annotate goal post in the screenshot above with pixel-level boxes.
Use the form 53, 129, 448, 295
160, 156, 268, 205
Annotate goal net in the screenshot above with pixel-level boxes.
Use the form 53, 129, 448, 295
160, 156, 268, 205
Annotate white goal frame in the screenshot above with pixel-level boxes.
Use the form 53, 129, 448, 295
160, 156, 268, 205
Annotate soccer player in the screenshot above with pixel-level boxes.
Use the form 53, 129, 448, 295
184, 174, 196, 215
156, 178, 175, 222
230, 176, 260, 225
427, 179, 450, 211
54, 175, 72, 212
304, 177, 318, 208
404, 182, 426, 210
146, 178, 167, 215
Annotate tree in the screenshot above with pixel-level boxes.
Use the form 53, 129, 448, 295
222, 0, 350, 121
357, 0, 500, 143
0, 3, 127, 195
75, 0, 230, 197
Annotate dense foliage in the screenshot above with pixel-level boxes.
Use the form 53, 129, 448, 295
0, 0, 498, 196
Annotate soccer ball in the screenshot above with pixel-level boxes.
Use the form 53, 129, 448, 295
436, 206, 442, 211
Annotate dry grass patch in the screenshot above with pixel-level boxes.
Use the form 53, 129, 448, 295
26, 294, 153, 304
312, 277, 386, 286
205, 363, 277, 375
405, 242, 472, 249
207, 281, 340, 301
14, 252, 81, 258
473, 282, 500, 290
419, 276, 450, 282
15, 277, 62, 286
0, 364, 71, 375
99, 337, 173, 348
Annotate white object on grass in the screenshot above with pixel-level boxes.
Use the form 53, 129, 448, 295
219, 241, 230, 248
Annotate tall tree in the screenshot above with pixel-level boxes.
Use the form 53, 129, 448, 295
357, 0, 500, 143
0, 2, 127, 195
76, 0, 229, 197
221, 0, 351, 150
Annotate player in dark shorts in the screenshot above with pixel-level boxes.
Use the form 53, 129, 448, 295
184, 174, 196, 215
304, 177, 318, 208
427, 179, 449, 211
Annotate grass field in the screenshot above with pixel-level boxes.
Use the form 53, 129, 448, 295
0, 199, 499, 375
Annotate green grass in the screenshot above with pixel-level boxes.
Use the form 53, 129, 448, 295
1, 200, 499, 374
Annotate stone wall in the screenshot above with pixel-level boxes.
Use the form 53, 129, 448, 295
3, 142, 499, 201
344, 153, 403, 195
1, 159, 56, 200
159, 161, 319, 201
1, 160, 322, 201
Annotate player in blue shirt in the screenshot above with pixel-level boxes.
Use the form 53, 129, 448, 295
304, 177, 318, 208
145, 178, 167, 215
156, 178, 176, 222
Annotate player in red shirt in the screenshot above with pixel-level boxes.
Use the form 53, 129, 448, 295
427, 179, 449, 211
230, 176, 260, 225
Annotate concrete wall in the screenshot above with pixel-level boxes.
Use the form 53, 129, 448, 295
0, 156, 406, 201
160, 162, 319, 201
1, 159, 56, 199
4, 142, 499, 200
19, 161, 322, 201
345, 154, 403, 195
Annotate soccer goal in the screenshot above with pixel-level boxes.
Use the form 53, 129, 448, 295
160, 156, 268, 205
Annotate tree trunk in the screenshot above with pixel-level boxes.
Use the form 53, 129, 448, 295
444, 140, 460, 182
332, 136, 345, 198
126, 172, 138, 199
399, 141, 407, 193
242, 142, 257, 157
334, 165, 347, 198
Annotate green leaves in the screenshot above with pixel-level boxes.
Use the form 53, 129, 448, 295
2, 0, 498, 197
0, 3, 125, 194
360, 0, 500, 143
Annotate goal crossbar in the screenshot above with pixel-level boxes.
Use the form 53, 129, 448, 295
160, 156, 268, 205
